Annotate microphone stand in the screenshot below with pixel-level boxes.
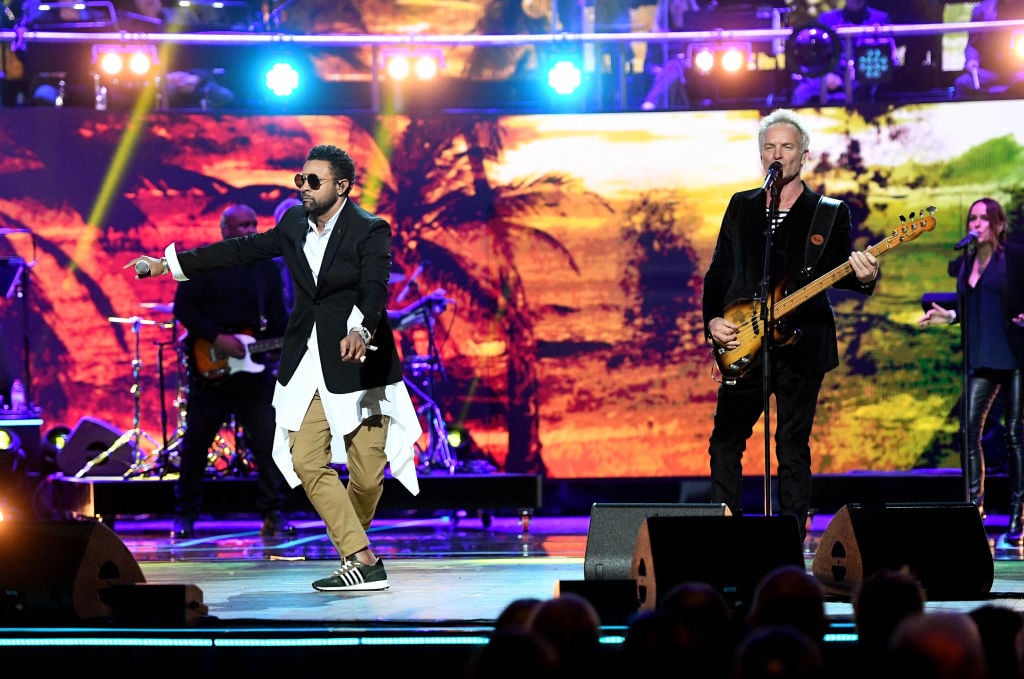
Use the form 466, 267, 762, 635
759, 180, 782, 516
956, 242, 975, 506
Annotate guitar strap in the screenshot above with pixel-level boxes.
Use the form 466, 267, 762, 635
803, 195, 841, 272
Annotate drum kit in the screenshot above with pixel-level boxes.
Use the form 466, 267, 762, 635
83, 282, 458, 480
387, 287, 458, 473
72, 303, 253, 480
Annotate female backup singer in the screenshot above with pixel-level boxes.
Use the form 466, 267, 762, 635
918, 197, 1024, 543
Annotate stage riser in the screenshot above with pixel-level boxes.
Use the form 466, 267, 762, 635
45, 472, 994, 520
49, 474, 544, 519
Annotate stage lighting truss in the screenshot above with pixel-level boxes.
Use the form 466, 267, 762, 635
90, 43, 161, 109
686, 42, 753, 77
380, 48, 445, 82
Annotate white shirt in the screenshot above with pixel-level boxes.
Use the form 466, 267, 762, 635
164, 204, 421, 496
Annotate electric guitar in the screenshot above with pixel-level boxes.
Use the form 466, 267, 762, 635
712, 208, 936, 382
192, 333, 284, 381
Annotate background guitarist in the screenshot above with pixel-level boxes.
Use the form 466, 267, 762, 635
701, 108, 880, 542
171, 203, 294, 539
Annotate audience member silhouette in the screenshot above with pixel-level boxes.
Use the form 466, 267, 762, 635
464, 627, 557, 679
529, 593, 606, 672
493, 596, 543, 632
852, 568, 926, 665
969, 604, 1024, 679
745, 565, 829, 653
887, 611, 988, 679
734, 624, 825, 679
659, 580, 739, 677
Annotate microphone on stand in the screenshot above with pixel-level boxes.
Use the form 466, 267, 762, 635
761, 161, 783, 192
954, 230, 980, 251
134, 260, 152, 278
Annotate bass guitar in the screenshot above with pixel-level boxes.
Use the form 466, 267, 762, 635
712, 208, 936, 381
192, 333, 284, 381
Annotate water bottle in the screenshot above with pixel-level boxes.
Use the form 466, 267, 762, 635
10, 379, 25, 411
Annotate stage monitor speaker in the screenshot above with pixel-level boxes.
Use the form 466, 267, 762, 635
0, 519, 146, 622
58, 416, 132, 476
584, 502, 727, 581
632, 514, 804, 612
812, 502, 993, 601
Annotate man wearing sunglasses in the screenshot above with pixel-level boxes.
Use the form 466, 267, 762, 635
129, 144, 421, 592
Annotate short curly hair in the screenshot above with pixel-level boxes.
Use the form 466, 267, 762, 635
307, 144, 356, 196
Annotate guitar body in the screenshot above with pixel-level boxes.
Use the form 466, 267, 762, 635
714, 294, 801, 381
191, 332, 285, 382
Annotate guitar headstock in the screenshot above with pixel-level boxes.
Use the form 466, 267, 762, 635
888, 206, 936, 246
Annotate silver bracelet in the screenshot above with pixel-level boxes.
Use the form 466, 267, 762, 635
160, 257, 170, 275
352, 325, 372, 344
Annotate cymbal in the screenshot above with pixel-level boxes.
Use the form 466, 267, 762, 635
0, 228, 30, 235
108, 315, 174, 329
139, 302, 174, 314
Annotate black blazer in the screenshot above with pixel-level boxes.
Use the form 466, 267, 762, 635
950, 241, 1024, 367
702, 182, 876, 376
175, 201, 402, 394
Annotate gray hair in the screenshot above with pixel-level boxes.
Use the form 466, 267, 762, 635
758, 109, 810, 154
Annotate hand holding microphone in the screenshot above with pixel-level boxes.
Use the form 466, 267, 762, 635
125, 256, 166, 279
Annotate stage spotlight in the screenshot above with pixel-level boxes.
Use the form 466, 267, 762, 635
786, 23, 841, 79
0, 427, 26, 519
1013, 31, 1024, 62
686, 42, 752, 76
90, 43, 160, 110
381, 49, 444, 82
264, 61, 301, 97
0, 428, 21, 456
45, 425, 71, 452
446, 425, 470, 455
92, 44, 158, 79
546, 57, 583, 95
854, 38, 897, 83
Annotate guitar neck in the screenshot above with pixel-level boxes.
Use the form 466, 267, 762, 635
773, 239, 888, 319
250, 337, 285, 355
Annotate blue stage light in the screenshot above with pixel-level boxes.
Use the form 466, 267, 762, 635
264, 61, 301, 98
546, 57, 583, 96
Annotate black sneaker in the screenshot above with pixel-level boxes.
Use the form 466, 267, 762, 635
261, 510, 296, 537
312, 558, 389, 591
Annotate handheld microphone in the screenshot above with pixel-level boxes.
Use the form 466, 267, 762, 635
761, 161, 783, 191
954, 230, 980, 251
134, 260, 152, 277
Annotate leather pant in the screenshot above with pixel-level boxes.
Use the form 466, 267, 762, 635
965, 368, 1024, 512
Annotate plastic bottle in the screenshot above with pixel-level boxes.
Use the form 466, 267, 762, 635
10, 379, 25, 410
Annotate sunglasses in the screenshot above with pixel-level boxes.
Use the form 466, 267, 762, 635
294, 173, 335, 190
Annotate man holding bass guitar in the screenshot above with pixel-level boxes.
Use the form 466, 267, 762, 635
171, 203, 294, 539
701, 109, 880, 541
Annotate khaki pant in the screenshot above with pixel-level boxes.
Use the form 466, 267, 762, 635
289, 392, 389, 559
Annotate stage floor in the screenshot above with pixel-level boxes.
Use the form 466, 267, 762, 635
4, 508, 1024, 674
